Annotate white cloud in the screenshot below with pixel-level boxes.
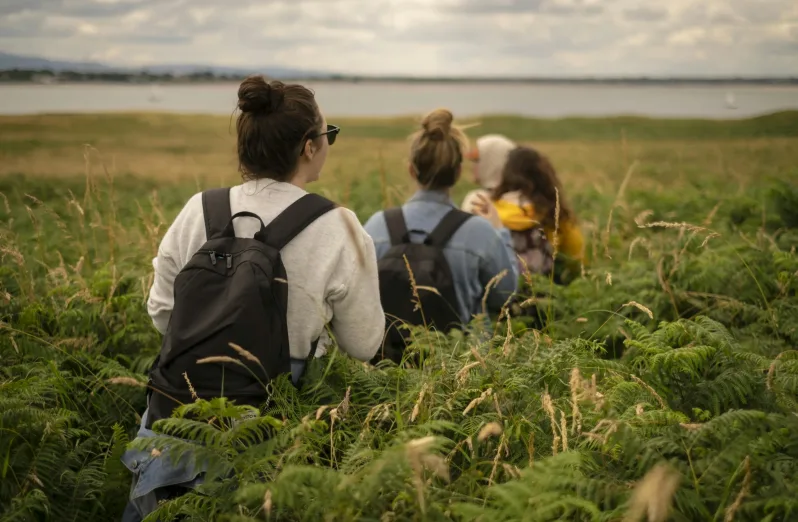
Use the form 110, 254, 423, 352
0, 0, 795, 76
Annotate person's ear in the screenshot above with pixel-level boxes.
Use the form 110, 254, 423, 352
303, 139, 315, 160
408, 162, 416, 180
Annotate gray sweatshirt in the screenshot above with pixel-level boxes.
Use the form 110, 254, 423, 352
146, 179, 384, 363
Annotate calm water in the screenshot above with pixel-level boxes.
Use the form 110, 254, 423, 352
1, 82, 797, 119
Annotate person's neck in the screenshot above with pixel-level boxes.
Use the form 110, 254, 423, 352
418, 185, 450, 196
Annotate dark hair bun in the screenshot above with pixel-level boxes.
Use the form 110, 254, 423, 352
237, 76, 286, 115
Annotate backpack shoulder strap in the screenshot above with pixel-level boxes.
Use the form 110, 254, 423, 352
425, 208, 472, 247
202, 187, 232, 240
262, 193, 337, 250
384, 207, 409, 245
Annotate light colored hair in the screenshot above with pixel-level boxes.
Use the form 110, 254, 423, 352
472, 134, 516, 190
409, 108, 470, 190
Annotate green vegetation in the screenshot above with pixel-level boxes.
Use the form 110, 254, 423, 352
1, 112, 797, 521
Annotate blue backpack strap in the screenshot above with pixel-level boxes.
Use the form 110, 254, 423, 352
201, 187, 232, 240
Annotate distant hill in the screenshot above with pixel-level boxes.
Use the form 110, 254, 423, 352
0, 52, 112, 72
0, 52, 328, 79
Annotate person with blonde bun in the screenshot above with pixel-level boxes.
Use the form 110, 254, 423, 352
364, 109, 517, 359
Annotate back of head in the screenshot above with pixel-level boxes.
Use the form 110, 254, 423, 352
236, 76, 321, 181
495, 146, 571, 227
409, 108, 469, 190
473, 134, 516, 190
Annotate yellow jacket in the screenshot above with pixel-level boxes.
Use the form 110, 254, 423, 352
493, 194, 585, 264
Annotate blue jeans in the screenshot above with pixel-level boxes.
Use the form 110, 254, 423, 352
120, 359, 307, 521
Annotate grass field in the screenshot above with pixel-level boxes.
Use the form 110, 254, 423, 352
1, 111, 797, 521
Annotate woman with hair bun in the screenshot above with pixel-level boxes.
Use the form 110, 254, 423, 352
364, 109, 518, 361
121, 76, 385, 521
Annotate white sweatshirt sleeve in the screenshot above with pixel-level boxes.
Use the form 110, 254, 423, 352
326, 210, 385, 361
146, 195, 200, 335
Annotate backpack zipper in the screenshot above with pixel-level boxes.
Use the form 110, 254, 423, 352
200, 249, 234, 268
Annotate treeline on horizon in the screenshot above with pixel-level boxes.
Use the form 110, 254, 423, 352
2, 68, 797, 85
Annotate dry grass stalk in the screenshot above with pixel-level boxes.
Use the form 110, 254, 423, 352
680, 423, 703, 430
766, 350, 797, 391
228, 342, 261, 366
634, 209, 654, 226
488, 433, 508, 486
635, 403, 645, 416
502, 463, 522, 479
702, 201, 722, 226
469, 347, 488, 369
623, 463, 681, 522
606, 272, 613, 286
501, 314, 514, 357
456, 361, 481, 385
403, 254, 422, 313
638, 220, 714, 236
700, 232, 721, 247
107, 377, 146, 388
724, 456, 752, 522
542, 391, 560, 454
197, 356, 247, 368
463, 388, 493, 416
406, 436, 450, 515
263, 489, 273, 516
622, 301, 654, 320
628, 237, 652, 260
315, 405, 330, 420
492, 394, 503, 419
569, 368, 584, 434
478, 422, 503, 442
552, 187, 561, 257
481, 269, 508, 317
560, 410, 569, 452
411, 384, 428, 422
182, 372, 198, 401
0, 191, 10, 214
631, 375, 667, 409
527, 431, 536, 467
338, 386, 352, 418
361, 403, 391, 438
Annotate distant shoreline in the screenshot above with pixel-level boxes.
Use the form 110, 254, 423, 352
4, 79, 798, 88
1, 68, 797, 87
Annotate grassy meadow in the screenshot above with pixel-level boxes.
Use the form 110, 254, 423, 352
1, 110, 797, 521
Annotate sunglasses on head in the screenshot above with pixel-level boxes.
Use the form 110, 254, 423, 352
312, 124, 340, 146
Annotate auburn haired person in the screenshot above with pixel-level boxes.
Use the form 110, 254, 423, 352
121, 77, 384, 522
489, 146, 585, 279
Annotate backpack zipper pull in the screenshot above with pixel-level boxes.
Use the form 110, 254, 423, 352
226, 254, 232, 269
209, 251, 217, 265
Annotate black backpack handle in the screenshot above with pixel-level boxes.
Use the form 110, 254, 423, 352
220, 211, 268, 239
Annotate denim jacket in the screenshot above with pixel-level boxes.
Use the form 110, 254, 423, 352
363, 190, 519, 324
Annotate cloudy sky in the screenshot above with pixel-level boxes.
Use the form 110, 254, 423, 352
1, 0, 797, 77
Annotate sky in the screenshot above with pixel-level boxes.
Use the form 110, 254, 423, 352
0, 0, 797, 77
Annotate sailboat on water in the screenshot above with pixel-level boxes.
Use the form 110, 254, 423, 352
724, 91, 737, 110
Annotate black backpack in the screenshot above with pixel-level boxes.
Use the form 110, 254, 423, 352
146, 187, 336, 428
373, 207, 472, 364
